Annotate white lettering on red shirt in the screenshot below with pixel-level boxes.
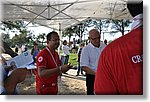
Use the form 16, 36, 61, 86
132, 54, 143, 63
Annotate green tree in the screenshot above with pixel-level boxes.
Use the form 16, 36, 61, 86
1, 33, 11, 45
62, 27, 75, 46
111, 19, 131, 36
72, 23, 86, 43
1, 21, 26, 31
92, 19, 110, 34
1, 20, 33, 46
37, 33, 46, 46
11, 33, 28, 47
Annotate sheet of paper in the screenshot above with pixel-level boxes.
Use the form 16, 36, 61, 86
6, 51, 34, 69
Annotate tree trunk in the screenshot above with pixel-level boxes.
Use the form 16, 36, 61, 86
121, 20, 124, 36
69, 36, 71, 47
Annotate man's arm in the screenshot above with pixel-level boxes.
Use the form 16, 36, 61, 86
80, 47, 96, 75
38, 65, 72, 78
82, 66, 95, 75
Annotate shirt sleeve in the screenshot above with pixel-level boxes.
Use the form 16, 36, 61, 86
94, 48, 118, 95
37, 52, 47, 68
80, 47, 90, 67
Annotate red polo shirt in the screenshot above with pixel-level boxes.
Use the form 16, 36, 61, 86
36, 47, 61, 95
94, 27, 143, 95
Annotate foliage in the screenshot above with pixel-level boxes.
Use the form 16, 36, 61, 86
110, 19, 131, 36
89, 19, 110, 34
11, 33, 28, 47
1, 33, 11, 45
1, 21, 25, 31
62, 19, 111, 44
37, 33, 46, 46
62, 27, 75, 45
0, 19, 131, 48
0, 21, 37, 47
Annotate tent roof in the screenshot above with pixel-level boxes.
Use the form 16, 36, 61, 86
2, 0, 132, 31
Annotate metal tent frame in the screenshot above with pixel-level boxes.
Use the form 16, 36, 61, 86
1, 0, 131, 31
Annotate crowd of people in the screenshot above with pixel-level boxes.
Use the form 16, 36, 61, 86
0, 0, 143, 95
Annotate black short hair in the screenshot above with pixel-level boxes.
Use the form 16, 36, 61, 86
47, 31, 58, 41
33, 41, 38, 45
63, 40, 67, 45
127, 0, 143, 17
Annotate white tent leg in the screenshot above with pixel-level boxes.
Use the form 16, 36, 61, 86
58, 23, 62, 58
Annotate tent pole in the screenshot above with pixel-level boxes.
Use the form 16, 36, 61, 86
58, 23, 62, 57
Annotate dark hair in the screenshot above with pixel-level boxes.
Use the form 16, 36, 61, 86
127, 1, 143, 17
63, 40, 67, 45
47, 31, 58, 41
33, 41, 38, 45
80, 42, 85, 46
104, 39, 107, 45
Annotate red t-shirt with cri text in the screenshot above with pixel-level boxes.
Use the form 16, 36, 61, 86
94, 27, 143, 95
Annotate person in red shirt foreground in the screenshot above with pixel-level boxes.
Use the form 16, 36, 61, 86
36, 31, 72, 95
94, 0, 143, 95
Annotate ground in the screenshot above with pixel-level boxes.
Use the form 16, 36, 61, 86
17, 69, 86, 95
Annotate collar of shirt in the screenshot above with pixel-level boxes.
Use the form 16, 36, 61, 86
131, 14, 143, 30
89, 42, 104, 49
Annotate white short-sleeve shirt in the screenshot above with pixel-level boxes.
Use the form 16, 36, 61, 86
80, 42, 106, 72
62, 45, 70, 56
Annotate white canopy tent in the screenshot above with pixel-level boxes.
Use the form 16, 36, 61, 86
1, 0, 132, 31
1, 0, 134, 55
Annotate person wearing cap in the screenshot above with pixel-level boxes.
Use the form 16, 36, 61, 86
94, 0, 143, 95
35, 31, 72, 95
80, 29, 106, 95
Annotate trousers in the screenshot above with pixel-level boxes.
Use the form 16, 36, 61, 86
86, 74, 95, 95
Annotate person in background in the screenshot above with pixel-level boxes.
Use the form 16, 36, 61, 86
76, 42, 85, 76
31, 42, 39, 64
72, 38, 77, 54
61, 40, 70, 65
94, 0, 143, 95
104, 39, 108, 45
80, 29, 106, 95
21, 45, 28, 53
35, 31, 72, 95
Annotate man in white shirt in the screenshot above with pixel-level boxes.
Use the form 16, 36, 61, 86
80, 29, 106, 95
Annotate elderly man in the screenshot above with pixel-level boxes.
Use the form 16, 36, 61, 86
80, 29, 106, 95
36, 31, 72, 95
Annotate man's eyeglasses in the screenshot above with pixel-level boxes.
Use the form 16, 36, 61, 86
48, 39, 60, 42
89, 37, 100, 40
